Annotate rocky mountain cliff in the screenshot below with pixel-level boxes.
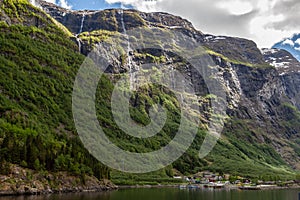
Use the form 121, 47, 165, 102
263, 48, 300, 115
38, 0, 300, 171
263, 48, 300, 75
38, 0, 264, 66
0, 0, 299, 184
37, 0, 197, 33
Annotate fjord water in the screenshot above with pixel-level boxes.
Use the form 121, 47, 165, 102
0, 188, 299, 200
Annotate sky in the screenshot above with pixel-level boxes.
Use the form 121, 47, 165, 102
42, 0, 300, 48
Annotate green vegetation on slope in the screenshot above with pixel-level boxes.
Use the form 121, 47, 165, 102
92, 56, 295, 182
0, 0, 110, 180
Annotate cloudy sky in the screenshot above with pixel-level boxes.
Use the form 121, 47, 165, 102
42, 0, 299, 48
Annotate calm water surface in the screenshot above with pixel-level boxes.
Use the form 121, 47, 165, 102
0, 188, 299, 200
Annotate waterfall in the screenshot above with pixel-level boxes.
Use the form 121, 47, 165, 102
78, 12, 86, 34
76, 38, 82, 53
75, 12, 86, 53
119, 8, 135, 90
169, 65, 184, 105
171, 66, 176, 89
180, 93, 184, 105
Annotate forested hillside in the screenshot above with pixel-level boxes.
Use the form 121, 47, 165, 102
0, 0, 110, 181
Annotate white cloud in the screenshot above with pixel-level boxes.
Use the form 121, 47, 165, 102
152, 0, 259, 42
268, 0, 300, 31
295, 47, 300, 51
43, 0, 72, 9
217, 0, 253, 15
59, 0, 72, 9
106, 0, 158, 11
249, 14, 291, 48
295, 38, 300, 46
282, 39, 295, 46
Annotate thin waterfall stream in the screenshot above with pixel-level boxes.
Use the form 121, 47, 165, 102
76, 12, 86, 53
119, 8, 135, 90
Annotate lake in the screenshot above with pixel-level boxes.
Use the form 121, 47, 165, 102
0, 188, 299, 200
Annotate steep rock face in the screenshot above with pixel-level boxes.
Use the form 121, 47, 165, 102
263, 48, 300, 111
35, 1, 300, 171
263, 48, 300, 75
39, 1, 264, 67
204, 35, 265, 65
38, 0, 264, 67
37, 0, 197, 34
211, 49, 300, 171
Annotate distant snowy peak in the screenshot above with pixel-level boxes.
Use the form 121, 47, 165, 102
262, 48, 300, 76
272, 33, 300, 61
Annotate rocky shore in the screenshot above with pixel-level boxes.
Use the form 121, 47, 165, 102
0, 165, 117, 196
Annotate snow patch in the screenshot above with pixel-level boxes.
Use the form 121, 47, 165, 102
261, 48, 279, 54
270, 61, 290, 68
168, 26, 182, 29
268, 57, 276, 61
205, 36, 213, 40
214, 37, 226, 40
204, 35, 226, 42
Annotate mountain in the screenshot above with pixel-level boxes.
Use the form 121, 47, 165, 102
273, 33, 300, 61
262, 48, 300, 75
37, 0, 300, 178
0, 0, 300, 191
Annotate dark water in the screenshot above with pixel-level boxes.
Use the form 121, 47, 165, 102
0, 188, 299, 200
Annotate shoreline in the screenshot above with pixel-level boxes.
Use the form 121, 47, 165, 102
0, 165, 298, 197
116, 183, 300, 190
0, 183, 299, 197
0, 186, 116, 197
117, 184, 178, 189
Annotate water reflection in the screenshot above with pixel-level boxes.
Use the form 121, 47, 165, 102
0, 188, 299, 200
